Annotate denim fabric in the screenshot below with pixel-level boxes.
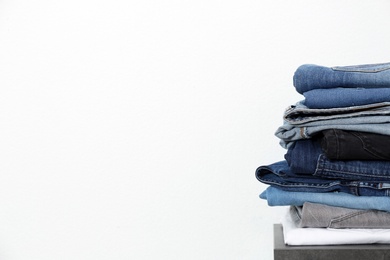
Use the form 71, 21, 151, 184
255, 161, 390, 196
285, 136, 390, 181
321, 129, 390, 160
284, 136, 320, 175
276, 102, 390, 148
291, 202, 390, 229
293, 62, 390, 94
260, 186, 390, 212
284, 101, 390, 125
303, 88, 390, 109
277, 121, 390, 149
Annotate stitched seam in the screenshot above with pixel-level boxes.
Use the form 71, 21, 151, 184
329, 210, 370, 228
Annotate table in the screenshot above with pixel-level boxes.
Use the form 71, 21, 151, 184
273, 224, 390, 260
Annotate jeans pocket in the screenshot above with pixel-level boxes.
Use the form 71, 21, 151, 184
353, 132, 390, 160
331, 62, 390, 73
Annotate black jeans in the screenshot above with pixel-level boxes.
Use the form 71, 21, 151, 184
320, 129, 390, 160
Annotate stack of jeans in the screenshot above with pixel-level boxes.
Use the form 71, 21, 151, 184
256, 62, 390, 245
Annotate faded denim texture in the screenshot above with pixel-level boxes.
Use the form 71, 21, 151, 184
303, 88, 390, 109
260, 186, 390, 212
276, 101, 390, 148
293, 62, 390, 94
291, 202, 390, 229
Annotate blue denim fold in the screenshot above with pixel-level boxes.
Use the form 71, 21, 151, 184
303, 88, 390, 109
284, 136, 390, 181
284, 101, 390, 124
260, 186, 390, 212
255, 160, 390, 196
275, 101, 390, 148
293, 62, 390, 94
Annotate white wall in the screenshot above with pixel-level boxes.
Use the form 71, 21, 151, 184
0, 1, 390, 259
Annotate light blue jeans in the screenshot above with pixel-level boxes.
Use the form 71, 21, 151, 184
303, 88, 390, 109
260, 186, 390, 212
284, 101, 390, 124
276, 101, 390, 148
293, 62, 390, 94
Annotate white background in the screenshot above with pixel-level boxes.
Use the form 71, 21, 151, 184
0, 0, 390, 259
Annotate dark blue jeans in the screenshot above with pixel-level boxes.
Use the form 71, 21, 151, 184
284, 135, 390, 181
293, 62, 390, 94
255, 160, 390, 196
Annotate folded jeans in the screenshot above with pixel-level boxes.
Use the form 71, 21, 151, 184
282, 208, 390, 245
293, 62, 390, 94
256, 161, 390, 196
303, 88, 390, 109
291, 202, 390, 229
321, 129, 390, 160
276, 102, 390, 148
259, 186, 390, 212
284, 134, 390, 181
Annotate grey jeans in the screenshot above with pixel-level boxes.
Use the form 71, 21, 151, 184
276, 101, 390, 148
290, 202, 390, 229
